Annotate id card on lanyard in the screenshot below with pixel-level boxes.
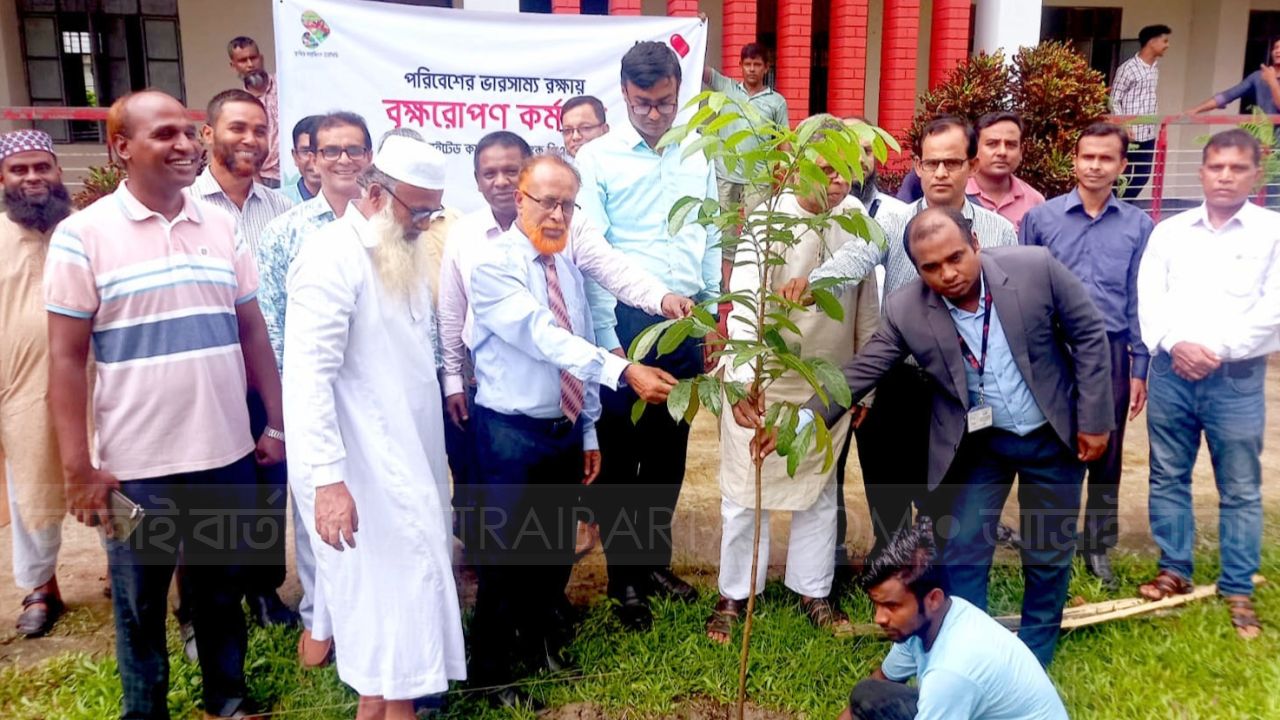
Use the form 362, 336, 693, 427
959, 287, 994, 433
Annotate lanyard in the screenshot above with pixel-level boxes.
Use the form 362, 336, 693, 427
956, 287, 993, 404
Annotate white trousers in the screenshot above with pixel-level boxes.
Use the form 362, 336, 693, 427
7, 462, 62, 589
717, 480, 838, 601
292, 491, 320, 630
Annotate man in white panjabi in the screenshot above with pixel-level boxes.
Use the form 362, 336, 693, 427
283, 135, 464, 719
710, 120, 880, 644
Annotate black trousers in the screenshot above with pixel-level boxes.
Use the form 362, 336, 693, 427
849, 679, 918, 720
841, 363, 933, 558
468, 406, 581, 684
1081, 334, 1132, 552
594, 305, 703, 598
445, 383, 481, 555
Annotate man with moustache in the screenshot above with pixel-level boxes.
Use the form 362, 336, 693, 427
45, 90, 285, 719
283, 135, 464, 720
466, 155, 677, 707
576, 41, 721, 630
966, 112, 1044, 231
227, 36, 279, 187
0, 130, 72, 638
187, 88, 298, 632
283, 115, 324, 203
560, 96, 609, 160
256, 110, 373, 665
1020, 123, 1154, 590
702, 42, 790, 213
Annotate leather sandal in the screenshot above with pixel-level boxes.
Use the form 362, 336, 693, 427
1224, 595, 1263, 640
799, 595, 850, 630
16, 591, 64, 638
705, 595, 745, 644
1138, 570, 1193, 601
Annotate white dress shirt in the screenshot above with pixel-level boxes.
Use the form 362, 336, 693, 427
438, 207, 670, 396
1138, 201, 1280, 360
469, 226, 634, 450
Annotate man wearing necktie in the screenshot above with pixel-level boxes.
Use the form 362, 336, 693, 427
466, 155, 677, 708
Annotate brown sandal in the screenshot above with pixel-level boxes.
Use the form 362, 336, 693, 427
16, 591, 64, 638
705, 595, 745, 644
799, 595, 850, 630
1138, 570, 1193, 601
1224, 595, 1262, 640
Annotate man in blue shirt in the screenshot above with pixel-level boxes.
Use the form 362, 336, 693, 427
467, 155, 677, 706
576, 41, 720, 630
1020, 122, 1154, 590
842, 522, 1069, 720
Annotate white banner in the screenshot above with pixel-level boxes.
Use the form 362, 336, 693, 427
272, 0, 707, 214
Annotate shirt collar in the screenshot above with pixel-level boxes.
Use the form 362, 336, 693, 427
1190, 201, 1257, 232
193, 167, 267, 205
115, 180, 202, 224
1136, 53, 1157, 69
614, 122, 660, 155
965, 175, 1026, 204
915, 197, 976, 219
1064, 187, 1121, 217
942, 273, 987, 314
343, 202, 379, 248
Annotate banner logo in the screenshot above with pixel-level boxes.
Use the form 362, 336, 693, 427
301, 10, 331, 49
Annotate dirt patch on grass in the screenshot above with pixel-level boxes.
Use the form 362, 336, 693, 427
541, 697, 794, 720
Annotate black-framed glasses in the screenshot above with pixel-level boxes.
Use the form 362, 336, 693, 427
919, 158, 967, 174
315, 144, 369, 161
384, 186, 446, 225
520, 189, 579, 216
561, 122, 603, 138
627, 101, 678, 117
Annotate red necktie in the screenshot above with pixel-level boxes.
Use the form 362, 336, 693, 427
537, 254, 585, 423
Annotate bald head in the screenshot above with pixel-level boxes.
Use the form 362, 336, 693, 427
902, 206, 982, 302
107, 90, 200, 193
516, 155, 580, 255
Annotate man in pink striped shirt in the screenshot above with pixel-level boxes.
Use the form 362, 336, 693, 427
44, 90, 284, 720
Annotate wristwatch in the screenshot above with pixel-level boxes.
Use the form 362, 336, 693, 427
263, 426, 286, 443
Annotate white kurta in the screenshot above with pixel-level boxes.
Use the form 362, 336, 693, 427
719, 192, 881, 511
283, 206, 465, 699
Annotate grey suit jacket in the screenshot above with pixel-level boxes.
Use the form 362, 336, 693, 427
807, 245, 1115, 490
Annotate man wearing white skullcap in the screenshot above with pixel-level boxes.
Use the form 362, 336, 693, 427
281, 133, 464, 718
0, 129, 72, 638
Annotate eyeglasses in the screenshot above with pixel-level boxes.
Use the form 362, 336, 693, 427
628, 101, 679, 117
520, 189, 579, 216
561, 123, 603, 138
919, 158, 967, 174
384, 186, 446, 225
315, 144, 369, 161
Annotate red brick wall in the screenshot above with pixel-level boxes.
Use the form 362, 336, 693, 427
721, 0, 759, 80
776, 0, 813, 126
667, 0, 699, 16
877, 0, 919, 165
827, 0, 868, 117
552, 0, 580, 13
929, 0, 970, 89
609, 0, 642, 14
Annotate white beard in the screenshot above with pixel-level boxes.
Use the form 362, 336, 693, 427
367, 201, 429, 303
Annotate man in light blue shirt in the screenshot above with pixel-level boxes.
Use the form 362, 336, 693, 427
574, 40, 720, 630
843, 523, 1069, 720
466, 155, 676, 705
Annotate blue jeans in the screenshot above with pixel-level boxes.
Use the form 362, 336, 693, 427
1146, 353, 1265, 597
934, 424, 1083, 667
106, 454, 258, 719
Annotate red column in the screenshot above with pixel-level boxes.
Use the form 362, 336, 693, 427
721, 0, 758, 79
827, 0, 869, 117
776, 0, 813, 126
552, 0, 580, 13
609, 0, 641, 14
928, 0, 970, 88
667, 0, 699, 16
878, 0, 919, 165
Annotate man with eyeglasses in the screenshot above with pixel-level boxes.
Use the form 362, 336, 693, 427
560, 95, 610, 160
283, 135, 465, 718
255, 109, 373, 667
575, 40, 721, 631
282, 114, 324, 203
779, 115, 1016, 564
466, 155, 678, 707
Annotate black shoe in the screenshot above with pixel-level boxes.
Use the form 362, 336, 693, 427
613, 585, 653, 631
1082, 551, 1118, 591
648, 568, 697, 602
247, 591, 300, 627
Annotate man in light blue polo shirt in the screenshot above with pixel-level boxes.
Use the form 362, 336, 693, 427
842, 523, 1069, 720
576, 40, 720, 631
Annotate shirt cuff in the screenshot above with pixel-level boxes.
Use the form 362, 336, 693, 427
1130, 353, 1150, 381
583, 422, 599, 451
598, 327, 622, 352
642, 288, 670, 318
601, 352, 631, 390
443, 373, 465, 396
310, 460, 345, 487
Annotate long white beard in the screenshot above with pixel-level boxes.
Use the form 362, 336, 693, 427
367, 200, 429, 303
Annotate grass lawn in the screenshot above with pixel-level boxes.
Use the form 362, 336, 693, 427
2, 545, 1278, 720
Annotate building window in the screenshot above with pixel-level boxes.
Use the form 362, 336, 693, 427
1040, 6, 1122, 81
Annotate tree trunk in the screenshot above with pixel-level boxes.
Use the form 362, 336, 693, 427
735, 441, 765, 720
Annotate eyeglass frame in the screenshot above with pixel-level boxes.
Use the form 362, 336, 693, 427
313, 144, 370, 161
382, 185, 447, 225
918, 157, 969, 175
560, 122, 605, 138
519, 189, 579, 216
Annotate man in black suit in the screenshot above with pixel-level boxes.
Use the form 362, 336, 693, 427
737, 206, 1114, 665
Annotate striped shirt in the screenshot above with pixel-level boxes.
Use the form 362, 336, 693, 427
810, 198, 1017, 297
43, 183, 259, 480
188, 167, 294, 254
